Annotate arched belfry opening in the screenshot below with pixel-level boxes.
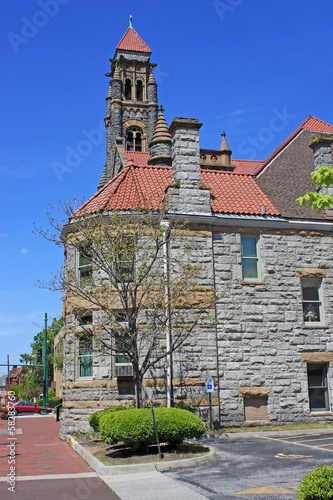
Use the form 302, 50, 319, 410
136, 80, 143, 101
126, 127, 142, 152
125, 79, 132, 100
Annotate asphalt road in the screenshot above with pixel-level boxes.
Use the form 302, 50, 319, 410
164, 431, 333, 499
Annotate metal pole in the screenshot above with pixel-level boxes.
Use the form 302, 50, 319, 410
151, 409, 163, 459
162, 220, 172, 407
7, 355, 10, 405
41, 313, 48, 414
209, 392, 213, 431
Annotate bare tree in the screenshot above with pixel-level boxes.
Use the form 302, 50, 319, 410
35, 199, 217, 408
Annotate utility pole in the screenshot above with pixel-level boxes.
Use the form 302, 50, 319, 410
41, 313, 48, 415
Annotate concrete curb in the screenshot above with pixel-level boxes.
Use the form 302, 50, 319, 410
201, 426, 333, 440
67, 435, 218, 475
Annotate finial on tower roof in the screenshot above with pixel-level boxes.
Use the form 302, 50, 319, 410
129, 14, 133, 28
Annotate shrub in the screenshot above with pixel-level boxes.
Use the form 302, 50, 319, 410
48, 397, 62, 408
48, 389, 56, 399
89, 406, 131, 432
174, 402, 198, 414
298, 464, 333, 499
99, 407, 206, 447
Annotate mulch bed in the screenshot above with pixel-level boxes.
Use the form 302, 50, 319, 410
78, 439, 210, 466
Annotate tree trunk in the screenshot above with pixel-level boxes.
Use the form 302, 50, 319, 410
134, 367, 143, 408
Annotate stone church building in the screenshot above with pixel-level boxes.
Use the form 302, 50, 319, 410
56, 24, 333, 437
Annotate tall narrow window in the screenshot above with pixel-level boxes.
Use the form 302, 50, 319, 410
124, 79, 131, 100
241, 236, 259, 280
136, 80, 143, 101
307, 364, 329, 411
115, 334, 131, 364
126, 131, 134, 151
302, 278, 323, 323
135, 132, 142, 151
78, 337, 93, 378
78, 247, 92, 286
114, 238, 135, 283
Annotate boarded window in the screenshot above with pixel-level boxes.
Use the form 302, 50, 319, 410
244, 397, 268, 422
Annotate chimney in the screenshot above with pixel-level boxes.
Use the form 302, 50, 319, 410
167, 117, 211, 215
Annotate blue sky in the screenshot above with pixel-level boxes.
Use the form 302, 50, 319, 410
1, 0, 333, 370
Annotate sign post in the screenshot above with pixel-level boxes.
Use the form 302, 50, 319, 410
205, 377, 214, 431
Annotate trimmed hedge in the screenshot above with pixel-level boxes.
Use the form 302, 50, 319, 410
89, 406, 132, 432
298, 464, 333, 499
36, 397, 62, 408
99, 407, 206, 447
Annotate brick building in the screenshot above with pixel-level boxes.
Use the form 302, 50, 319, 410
56, 24, 333, 437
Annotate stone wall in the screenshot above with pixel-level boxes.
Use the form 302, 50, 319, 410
213, 227, 333, 427
59, 223, 333, 437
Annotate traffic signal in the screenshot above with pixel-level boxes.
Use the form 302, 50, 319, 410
37, 348, 43, 364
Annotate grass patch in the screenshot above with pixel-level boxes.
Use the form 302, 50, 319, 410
217, 422, 333, 434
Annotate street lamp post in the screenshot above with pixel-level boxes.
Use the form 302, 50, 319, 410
41, 313, 48, 415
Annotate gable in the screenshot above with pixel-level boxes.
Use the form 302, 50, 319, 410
256, 129, 332, 220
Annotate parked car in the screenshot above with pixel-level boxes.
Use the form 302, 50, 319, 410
7, 401, 52, 415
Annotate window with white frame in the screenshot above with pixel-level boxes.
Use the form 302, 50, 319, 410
302, 278, 324, 323
78, 336, 93, 378
78, 246, 93, 286
307, 363, 329, 411
241, 236, 259, 280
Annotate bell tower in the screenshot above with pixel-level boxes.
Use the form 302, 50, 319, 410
100, 18, 158, 188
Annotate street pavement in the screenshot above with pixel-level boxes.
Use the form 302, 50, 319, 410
0, 413, 120, 500
2, 414, 333, 499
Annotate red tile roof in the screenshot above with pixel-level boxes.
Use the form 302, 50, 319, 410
78, 165, 279, 217
231, 159, 262, 175
125, 151, 150, 166
116, 27, 152, 54
254, 115, 333, 176
124, 152, 262, 175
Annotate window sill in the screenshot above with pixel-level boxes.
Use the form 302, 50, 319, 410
302, 324, 329, 330
241, 280, 265, 285
309, 411, 333, 416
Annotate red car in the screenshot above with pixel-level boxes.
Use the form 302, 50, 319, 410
7, 401, 52, 415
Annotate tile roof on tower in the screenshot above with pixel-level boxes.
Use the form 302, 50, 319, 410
116, 27, 152, 53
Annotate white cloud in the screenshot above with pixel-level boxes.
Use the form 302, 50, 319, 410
21, 248, 29, 255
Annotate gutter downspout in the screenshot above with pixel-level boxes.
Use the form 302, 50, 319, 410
161, 220, 172, 407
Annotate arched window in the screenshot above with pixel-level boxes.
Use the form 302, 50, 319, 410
126, 131, 134, 151
126, 128, 142, 152
124, 79, 132, 100
136, 80, 143, 101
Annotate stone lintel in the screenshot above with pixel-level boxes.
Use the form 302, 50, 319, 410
310, 135, 333, 149
302, 352, 333, 362
295, 268, 326, 278
239, 387, 272, 398
169, 117, 202, 135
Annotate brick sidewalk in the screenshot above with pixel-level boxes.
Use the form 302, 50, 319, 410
0, 415, 121, 499
0, 415, 92, 477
